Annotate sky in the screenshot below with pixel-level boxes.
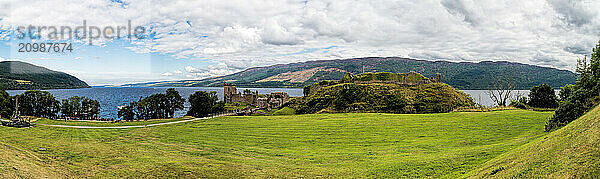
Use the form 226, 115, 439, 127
0, 0, 599, 86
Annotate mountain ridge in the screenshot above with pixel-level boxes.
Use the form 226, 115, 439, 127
0, 61, 89, 90
124, 57, 578, 90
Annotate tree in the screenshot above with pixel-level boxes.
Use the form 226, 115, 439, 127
558, 84, 575, 102
15, 90, 59, 118
118, 102, 136, 121
0, 90, 12, 118
187, 91, 222, 117
128, 88, 185, 120
547, 40, 600, 131
165, 88, 184, 118
60, 96, 100, 119
61, 96, 82, 118
487, 77, 515, 107
528, 84, 559, 108
81, 97, 100, 119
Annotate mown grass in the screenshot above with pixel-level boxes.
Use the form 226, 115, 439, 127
0, 110, 551, 178
34, 116, 194, 127
465, 106, 600, 178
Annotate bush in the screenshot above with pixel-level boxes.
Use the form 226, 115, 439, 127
341, 72, 354, 82
374, 72, 395, 81
510, 101, 528, 109
528, 84, 558, 108
303, 85, 311, 96
355, 73, 374, 81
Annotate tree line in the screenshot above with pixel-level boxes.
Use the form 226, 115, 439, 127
118, 89, 225, 121
0, 90, 100, 119
0, 88, 225, 121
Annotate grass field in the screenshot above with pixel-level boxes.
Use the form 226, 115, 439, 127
33, 116, 194, 127
466, 106, 600, 178
0, 110, 552, 178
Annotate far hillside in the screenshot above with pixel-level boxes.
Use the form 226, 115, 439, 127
0, 61, 89, 90
126, 57, 578, 90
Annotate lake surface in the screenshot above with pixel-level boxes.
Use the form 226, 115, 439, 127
6, 87, 557, 119
7, 87, 304, 119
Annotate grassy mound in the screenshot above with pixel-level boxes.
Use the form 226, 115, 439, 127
0, 110, 550, 178
293, 82, 474, 114
465, 105, 600, 178
271, 107, 296, 115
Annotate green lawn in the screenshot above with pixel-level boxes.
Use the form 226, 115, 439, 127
0, 110, 552, 178
34, 116, 194, 127
465, 106, 600, 178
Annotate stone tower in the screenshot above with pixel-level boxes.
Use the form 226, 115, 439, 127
224, 83, 237, 103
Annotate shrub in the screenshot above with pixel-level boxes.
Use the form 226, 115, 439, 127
528, 84, 558, 108
341, 72, 354, 82
374, 72, 395, 81
356, 73, 374, 81
303, 85, 311, 96
510, 101, 528, 109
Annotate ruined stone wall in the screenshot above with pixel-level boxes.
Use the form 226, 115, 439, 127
224, 83, 290, 109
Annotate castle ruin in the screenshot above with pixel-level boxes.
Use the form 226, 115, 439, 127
224, 83, 290, 110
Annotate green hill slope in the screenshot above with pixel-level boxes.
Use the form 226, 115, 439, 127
291, 72, 474, 114
0, 142, 62, 178
0, 61, 89, 90
465, 105, 600, 178
127, 57, 577, 90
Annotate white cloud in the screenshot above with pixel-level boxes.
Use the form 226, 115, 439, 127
161, 72, 173, 76
172, 70, 183, 74
184, 66, 200, 73
2, 0, 600, 79
183, 63, 234, 79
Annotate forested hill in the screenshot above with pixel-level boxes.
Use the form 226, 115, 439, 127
129, 57, 578, 90
0, 61, 89, 90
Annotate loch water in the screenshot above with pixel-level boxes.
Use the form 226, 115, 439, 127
6, 87, 554, 119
